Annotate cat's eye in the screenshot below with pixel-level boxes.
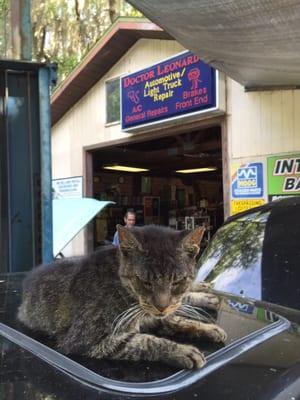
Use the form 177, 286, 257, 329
142, 281, 152, 289
172, 278, 186, 287
136, 276, 152, 289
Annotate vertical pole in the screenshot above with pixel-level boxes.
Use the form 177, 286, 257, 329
221, 118, 230, 219
11, 0, 21, 59
21, 0, 32, 60
84, 151, 94, 254
38, 66, 53, 263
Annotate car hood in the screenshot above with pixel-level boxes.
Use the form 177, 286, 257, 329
1, 272, 300, 399
52, 198, 114, 257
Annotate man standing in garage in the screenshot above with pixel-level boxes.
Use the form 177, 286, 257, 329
112, 210, 136, 246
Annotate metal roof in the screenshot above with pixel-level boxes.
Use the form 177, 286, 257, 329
127, 0, 300, 90
51, 18, 172, 126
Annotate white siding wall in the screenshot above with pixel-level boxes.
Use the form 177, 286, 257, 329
52, 39, 184, 255
53, 38, 300, 255
226, 78, 300, 216
227, 78, 300, 159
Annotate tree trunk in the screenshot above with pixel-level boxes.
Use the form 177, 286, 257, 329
11, 0, 32, 60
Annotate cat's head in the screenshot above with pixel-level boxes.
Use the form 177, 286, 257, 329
117, 225, 205, 318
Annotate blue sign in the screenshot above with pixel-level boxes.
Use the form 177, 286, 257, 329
232, 162, 264, 198
121, 51, 216, 130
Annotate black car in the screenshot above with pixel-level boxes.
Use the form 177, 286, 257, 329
1, 271, 300, 399
197, 196, 300, 315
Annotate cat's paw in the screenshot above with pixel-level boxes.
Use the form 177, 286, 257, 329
190, 281, 212, 293
166, 344, 206, 369
197, 292, 220, 310
185, 292, 220, 310
202, 323, 227, 343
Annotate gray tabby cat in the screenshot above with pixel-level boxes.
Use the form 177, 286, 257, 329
18, 225, 226, 369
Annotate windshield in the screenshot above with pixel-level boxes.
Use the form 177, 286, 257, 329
197, 211, 271, 300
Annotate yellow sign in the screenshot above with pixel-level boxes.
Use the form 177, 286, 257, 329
231, 199, 265, 215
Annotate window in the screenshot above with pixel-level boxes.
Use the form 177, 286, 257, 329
106, 78, 120, 124
197, 211, 271, 300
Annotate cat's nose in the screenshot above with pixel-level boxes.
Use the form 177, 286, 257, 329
155, 305, 168, 313
153, 293, 170, 313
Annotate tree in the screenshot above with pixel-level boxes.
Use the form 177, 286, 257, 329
31, 0, 141, 82
1, 0, 141, 83
0, 0, 9, 57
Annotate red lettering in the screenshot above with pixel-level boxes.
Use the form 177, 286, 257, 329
124, 77, 132, 88
132, 105, 142, 113
174, 60, 182, 69
187, 56, 193, 65
123, 70, 155, 88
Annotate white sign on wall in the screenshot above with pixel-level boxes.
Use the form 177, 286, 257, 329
52, 176, 83, 199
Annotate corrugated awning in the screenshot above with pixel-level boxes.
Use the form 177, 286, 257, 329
127, 0, 300, 90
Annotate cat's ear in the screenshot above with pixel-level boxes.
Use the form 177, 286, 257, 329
179, 226, 205, 257
117, 225, 142, 251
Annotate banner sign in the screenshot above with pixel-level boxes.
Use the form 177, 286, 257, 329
52, 176, 83, 199
231, 199, 265, 215
121, 51, 216, 130
232, 162, 264, 198
267, 153, 300, 201
228, 300, 255, 315
231, 162, 265, 215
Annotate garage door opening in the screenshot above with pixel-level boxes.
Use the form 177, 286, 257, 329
90, 126, 223, 251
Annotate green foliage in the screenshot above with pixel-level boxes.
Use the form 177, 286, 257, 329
106, 78, 121, 123
0, 0, 9, 56
31, 0, 143, 83
1, 0, 142, 83
198, 214, 268, 283
56, 54, 79, 82
0, 0, 8, 14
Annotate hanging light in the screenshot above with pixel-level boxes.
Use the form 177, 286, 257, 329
176, 167, 217, 173
103, 165, 149, 173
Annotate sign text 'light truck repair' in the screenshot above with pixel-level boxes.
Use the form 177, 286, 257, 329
121, 51, 216, 130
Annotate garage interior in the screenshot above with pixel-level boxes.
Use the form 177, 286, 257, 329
91, 126, 223, 250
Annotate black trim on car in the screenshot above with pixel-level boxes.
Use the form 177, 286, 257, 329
0, 316, 290, 396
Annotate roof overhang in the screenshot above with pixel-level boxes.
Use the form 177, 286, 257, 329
51, 18, 172, 126
127, 1, 300, 90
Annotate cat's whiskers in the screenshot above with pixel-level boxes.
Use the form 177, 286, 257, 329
111, 305, 144, 336
112, 308, 140, 333
176, 306, 198, 319
176, 308, 204, 321
183, 303, 215, 322
176, 304, 213, 323
112, 304, 141, 328
111, 305, 139, 334
139, 302, 157, 315
112, 309, 143, 336
180, 304, 207, 319
139, 301, 181, 318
